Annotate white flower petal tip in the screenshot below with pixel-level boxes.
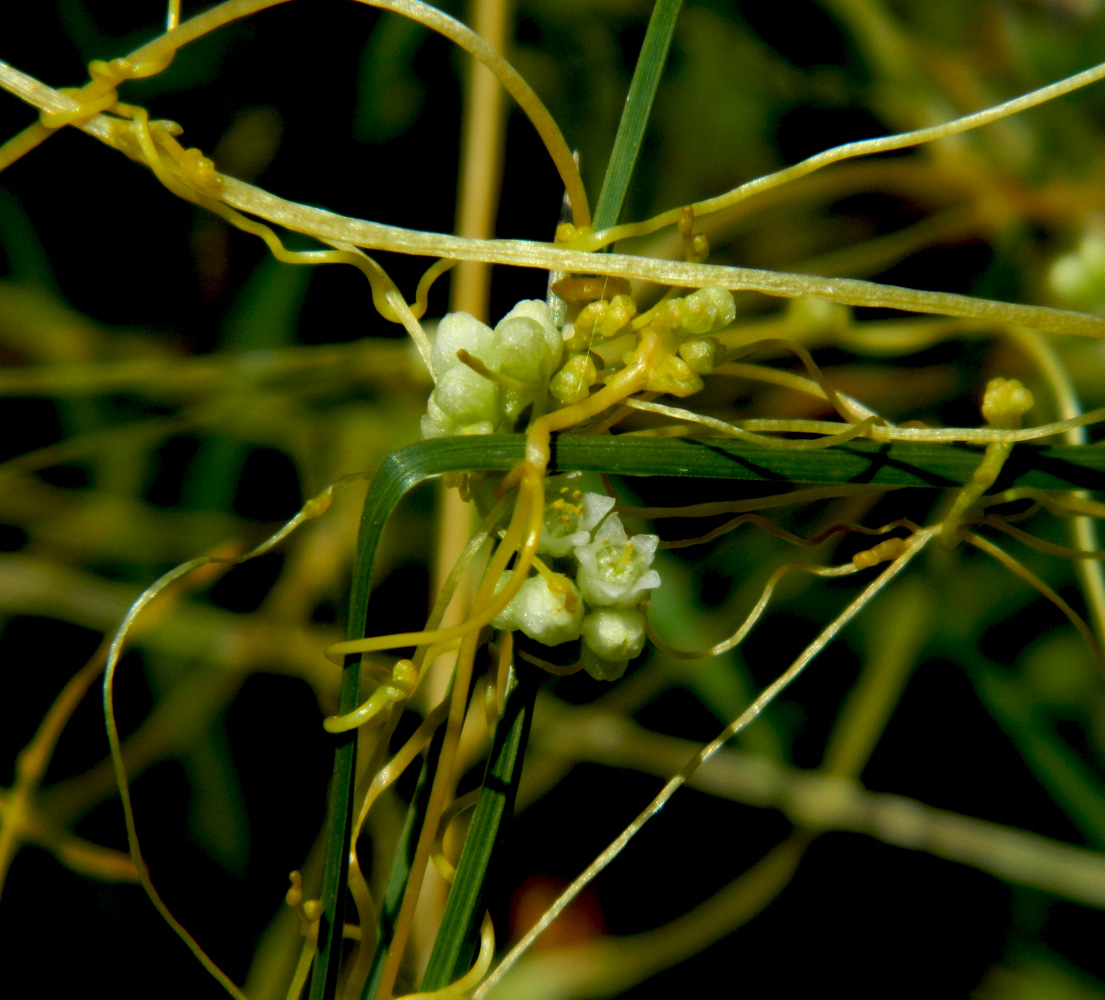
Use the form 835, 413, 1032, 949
580, 492, 616, 532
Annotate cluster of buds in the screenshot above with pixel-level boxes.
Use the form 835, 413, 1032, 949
421, 300, 563, 439
421, 285, 737, 437
493, 477, 660, 681
554, 282, 736, 401
641, 285, 736, 397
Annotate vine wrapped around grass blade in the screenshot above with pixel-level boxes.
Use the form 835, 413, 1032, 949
6, 3, 1105, 1000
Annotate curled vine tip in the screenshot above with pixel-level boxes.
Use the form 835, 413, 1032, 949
322, 659, 417, 733
940, 377, 1034, 547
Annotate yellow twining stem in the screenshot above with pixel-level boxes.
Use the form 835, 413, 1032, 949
98, 474, 366, 1000
398, 914, 495, 1000
965, 531, 1105, 674
323, 659, 417, 733
939, 377, 1034, 547
472, 531, 933, 999
325, 468, 544, 661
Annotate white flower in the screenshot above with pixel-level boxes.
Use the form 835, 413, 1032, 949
540, 482, 616, 558
574, 515, 660, 608
422, 302, 566, 440
492, 571, 583, 646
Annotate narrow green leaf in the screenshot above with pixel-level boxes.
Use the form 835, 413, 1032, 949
419, 667, 538, 992
592, 0, 684, 232
361, 718, 449, 1000
318, 429, 1105, 1000
372, 435, 1105, 492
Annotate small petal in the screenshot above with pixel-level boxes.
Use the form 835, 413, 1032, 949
490, 316, 553, 384
431, 311, 494, 380
580, 645, 629, 682
498, 300, 563, 368
432, 365, 500, 425
420, 395, 453, 439
579, 492, 616, 533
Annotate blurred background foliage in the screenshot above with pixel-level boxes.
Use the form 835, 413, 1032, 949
6, 1, 1105, 997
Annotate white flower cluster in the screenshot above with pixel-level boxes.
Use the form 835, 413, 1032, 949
421, 300, 563, 439
493, 478, 660, 681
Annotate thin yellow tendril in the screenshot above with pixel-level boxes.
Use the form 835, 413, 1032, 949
650, 558, 858, 660
592, 56, 1105, 247
323, 659, 418, 733
982, 516, 1105, 561
473, 531, 932, 998
432, 789, 481, 882
99, 474, 366, 999
400, 914, 495, 1000
964, 531, 1105, 674
625, 398, 877, 450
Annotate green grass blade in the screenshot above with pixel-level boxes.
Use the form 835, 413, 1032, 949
361, 716, 449, 1000
318, 429, 1105, 999
415, 7, 682, 982
592, 0, 684, 232
310, 680, 361, 997
419, 667, 538, 992
374, 435, 1105, 491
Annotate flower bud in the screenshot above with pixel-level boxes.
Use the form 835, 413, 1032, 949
498, 299, 563, 368
431, 364, 500, 426
493, 572, 584, 646
679, 286, 736, 335
490, 316, 554, 384
550, 353, 599, 405
581, 607, 647, 661
431, 311, 494, 380
678, 336, 720, 374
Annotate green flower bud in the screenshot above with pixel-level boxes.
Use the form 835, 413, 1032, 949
550, 353, 598, 405
680, 286, 736, 335
678, 336, 720, 374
